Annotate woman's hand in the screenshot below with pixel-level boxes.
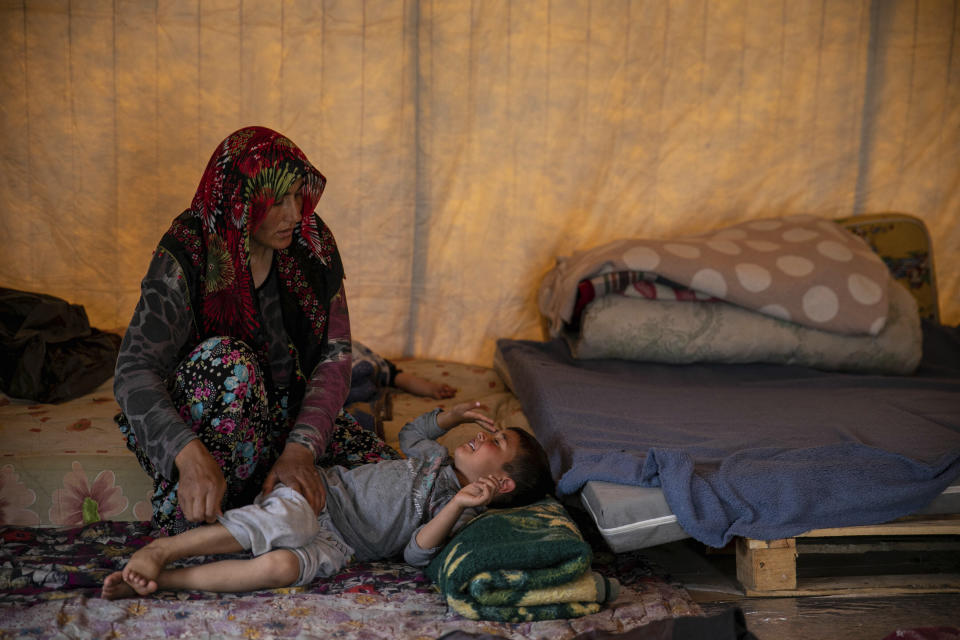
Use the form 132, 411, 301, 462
262, 442, 326, 514
174, 439, 227, 524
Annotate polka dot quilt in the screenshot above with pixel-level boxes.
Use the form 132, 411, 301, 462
539, 214, 892, 338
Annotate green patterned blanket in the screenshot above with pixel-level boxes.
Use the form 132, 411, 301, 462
426, 498, 616, 622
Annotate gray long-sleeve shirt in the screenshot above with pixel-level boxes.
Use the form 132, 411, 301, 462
321, 409, 478, 566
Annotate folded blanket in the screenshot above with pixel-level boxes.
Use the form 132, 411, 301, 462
427, 498, 616, 622
567, 274, 922, 374
569, 270, 717, 330
539, 215, 891, 337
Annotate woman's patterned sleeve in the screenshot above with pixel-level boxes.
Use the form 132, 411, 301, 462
113, 250, 199, 479
287, 283, 352, 460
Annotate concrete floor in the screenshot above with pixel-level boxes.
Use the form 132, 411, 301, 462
639, 538, 960, 639
701, 594, 960, 639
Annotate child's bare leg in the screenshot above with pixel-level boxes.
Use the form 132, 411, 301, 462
102, 549, 300, 600
103, 548, 301, 600
158, 548, 301, 593
121, 522, 244, 595
394, 372, 456, 399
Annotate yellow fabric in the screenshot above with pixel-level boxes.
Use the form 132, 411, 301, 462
1, 1, 957, 366
837, 213, 942, 323
511, 572, 601, 607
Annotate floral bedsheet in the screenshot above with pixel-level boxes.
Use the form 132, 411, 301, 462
0, 359, 522, 528
0, 521, 700, 639
0, 378, 153, 527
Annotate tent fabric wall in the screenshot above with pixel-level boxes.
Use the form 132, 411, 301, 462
1, 0, 957, 366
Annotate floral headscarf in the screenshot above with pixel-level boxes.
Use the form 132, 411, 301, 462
161, 127, 343, 360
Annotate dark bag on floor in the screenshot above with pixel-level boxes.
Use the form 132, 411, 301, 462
0, 287, 121, 403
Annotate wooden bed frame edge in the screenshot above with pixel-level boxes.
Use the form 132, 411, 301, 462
735, 514, 960, 597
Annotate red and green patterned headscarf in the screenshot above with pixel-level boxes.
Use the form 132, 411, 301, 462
161, 127, 343, 364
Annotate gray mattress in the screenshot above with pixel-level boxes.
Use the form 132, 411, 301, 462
496, 322, 960, 551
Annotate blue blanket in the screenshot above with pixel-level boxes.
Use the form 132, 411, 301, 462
497, 324, 960, 547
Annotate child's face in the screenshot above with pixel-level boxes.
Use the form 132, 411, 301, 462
453, 428, 520, 482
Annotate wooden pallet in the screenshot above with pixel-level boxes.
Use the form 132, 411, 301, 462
735, 514, 960, 597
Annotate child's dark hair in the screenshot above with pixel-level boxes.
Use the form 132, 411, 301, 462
493, 427, 554, 508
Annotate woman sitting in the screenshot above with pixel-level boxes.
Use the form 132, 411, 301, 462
114, 126, 396, 536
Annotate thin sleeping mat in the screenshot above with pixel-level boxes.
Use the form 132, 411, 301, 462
579, 476, 960, 553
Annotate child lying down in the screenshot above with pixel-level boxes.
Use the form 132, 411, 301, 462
102, 402, 553, 598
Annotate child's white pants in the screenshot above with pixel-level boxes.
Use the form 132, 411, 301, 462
218, 484, 355, 586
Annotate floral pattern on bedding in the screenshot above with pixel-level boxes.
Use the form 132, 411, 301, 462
0, 378, 154, 527
2, 586, 699, 640
0, 521, 700, 640
1, 360, 518, 526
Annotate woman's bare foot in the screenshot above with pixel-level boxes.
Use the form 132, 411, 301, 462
395, 373, 457, 399
101, 570, 138, 600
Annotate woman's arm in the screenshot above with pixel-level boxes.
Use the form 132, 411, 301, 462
114, 250, 199, 479
115, 250, 227, 524
287, 283, 352, 455
261, 283, 352, 513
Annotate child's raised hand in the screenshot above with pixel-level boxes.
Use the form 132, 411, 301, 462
454, 475, 502, 508
438, 401, 496, 431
